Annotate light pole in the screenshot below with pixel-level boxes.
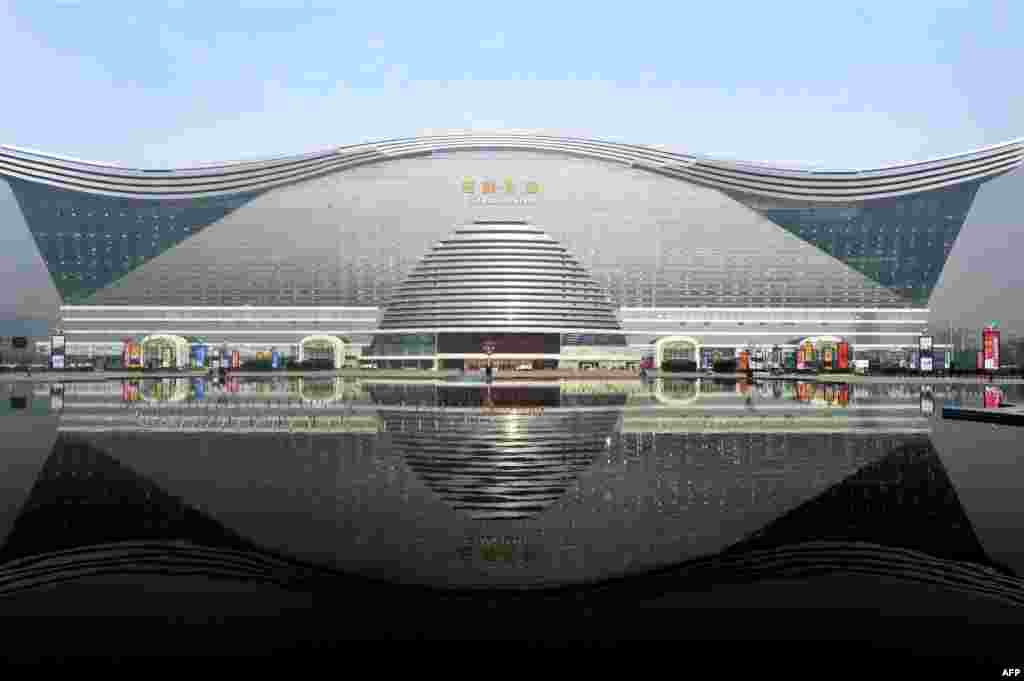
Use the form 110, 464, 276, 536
482, 338, 496, 382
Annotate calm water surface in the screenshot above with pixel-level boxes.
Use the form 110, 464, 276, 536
2, 376, 1022, 593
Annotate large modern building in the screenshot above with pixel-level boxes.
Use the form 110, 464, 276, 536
1, 133, 1022, 369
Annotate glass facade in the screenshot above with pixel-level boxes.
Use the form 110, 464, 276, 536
754, 181, 981, 306
562, 333, 627, 346
7, 178, 258, 303
366, 333, 436, 356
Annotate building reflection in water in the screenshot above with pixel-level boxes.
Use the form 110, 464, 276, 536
7, 377, 1024, 597
374, 384, 623, 520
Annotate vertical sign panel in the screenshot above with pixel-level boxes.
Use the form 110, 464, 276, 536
919, 336, 933, 372
983, 328, 999, 370
837, 342, 849, 370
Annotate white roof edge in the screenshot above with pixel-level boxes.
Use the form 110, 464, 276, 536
1, 134, 1021, 175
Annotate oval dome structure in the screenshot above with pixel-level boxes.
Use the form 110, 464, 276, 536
379, 221, 622, 331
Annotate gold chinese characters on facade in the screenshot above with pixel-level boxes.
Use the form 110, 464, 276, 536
462, 177, 541, 205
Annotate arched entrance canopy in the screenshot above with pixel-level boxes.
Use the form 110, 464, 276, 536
798, 336, 846, 347
140, 334, 190, 369
655, 335, 703, 369
298, 334, 347, 369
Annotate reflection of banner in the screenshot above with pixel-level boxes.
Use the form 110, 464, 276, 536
984, 386, 1004, 408
796, 382, 814, 402
921, 390, 934, 415
983, 328, 999, 370
121, 381, 142, 402
977, 351, 984, 370
837, 342, 849, 370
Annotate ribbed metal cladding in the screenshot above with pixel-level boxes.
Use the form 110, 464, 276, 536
3, 133, 1020, 201
379, 222, 622, 330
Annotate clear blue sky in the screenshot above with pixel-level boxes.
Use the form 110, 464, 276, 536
1, 0, 1022, 330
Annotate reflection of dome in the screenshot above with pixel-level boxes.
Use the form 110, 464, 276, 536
384, 405, 620, 520
379, 222, 620, 330
298, 377, 342, 402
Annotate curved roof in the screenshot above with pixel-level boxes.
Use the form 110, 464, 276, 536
379, 221, 621, 331
1, 133, 1021, 202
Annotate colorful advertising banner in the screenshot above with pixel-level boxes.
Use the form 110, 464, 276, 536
977, 351, 984, 371
231, 351, 241, 369
738, 351, 749, 371
192, 345, 207, 369
798, 342, 814, 370
983, 328, 1000, 370
123, 341, 142, 368
272, 351, 281, 369
823, 348, 833, 370
837, 342, 849, 370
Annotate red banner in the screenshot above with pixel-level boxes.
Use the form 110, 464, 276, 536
983, 328, 1000, 370
738, 351, 749, 371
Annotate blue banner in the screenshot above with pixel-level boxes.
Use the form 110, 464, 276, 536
272, 351, 280, 369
